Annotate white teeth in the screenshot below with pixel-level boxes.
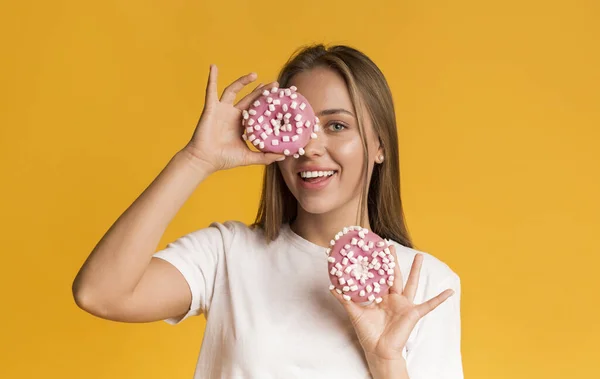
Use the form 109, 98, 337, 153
299, 170, 336, 178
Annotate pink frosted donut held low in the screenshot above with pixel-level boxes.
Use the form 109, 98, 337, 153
241, 86, 320, 158
326, 226, 395, 304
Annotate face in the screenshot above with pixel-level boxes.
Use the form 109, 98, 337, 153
277, 66, 383, 218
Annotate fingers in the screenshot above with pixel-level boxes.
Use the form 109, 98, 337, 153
204, 64, 218, 106
220, 72, 258, 104
236, 81, 279, 110
389, 245, 404, 295
414, 289, 455, 318
403, 253, 423, 302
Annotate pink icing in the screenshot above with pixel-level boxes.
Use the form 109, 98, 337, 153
242, 87, 318, 157
327, 227, 394, 303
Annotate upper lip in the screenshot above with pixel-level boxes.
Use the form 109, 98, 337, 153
296, 166, 338, 174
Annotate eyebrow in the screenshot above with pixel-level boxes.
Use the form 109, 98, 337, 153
316, 108, 355, 118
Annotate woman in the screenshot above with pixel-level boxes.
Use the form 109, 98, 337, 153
72, 44, 463, 379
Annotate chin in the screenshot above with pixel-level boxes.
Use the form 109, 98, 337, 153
297, 198, 338, 215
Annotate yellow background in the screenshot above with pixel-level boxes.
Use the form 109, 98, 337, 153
1, 0, 598, 377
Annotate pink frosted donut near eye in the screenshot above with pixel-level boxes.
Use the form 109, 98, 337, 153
326, 226, 395, 304
241, 86, 320, 158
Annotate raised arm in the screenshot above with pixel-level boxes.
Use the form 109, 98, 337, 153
72, 65, 284, 322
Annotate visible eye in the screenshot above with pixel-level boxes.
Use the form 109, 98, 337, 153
328, 122, 347, 132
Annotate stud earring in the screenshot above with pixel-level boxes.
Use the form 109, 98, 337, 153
377, 154, 385, 163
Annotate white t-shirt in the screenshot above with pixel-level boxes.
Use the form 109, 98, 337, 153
153, 221, 463, 379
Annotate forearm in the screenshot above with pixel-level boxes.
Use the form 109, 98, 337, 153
368, 357, 410, 379
72, 148, 213, 304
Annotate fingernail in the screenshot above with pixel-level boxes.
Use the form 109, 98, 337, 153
276, 156, 286, 161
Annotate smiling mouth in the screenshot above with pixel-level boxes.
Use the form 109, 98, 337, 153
298, 170, 338, 183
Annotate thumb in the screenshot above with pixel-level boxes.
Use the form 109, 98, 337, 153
244, 151, 286, 166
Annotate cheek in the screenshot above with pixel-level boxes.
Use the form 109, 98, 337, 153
330, 136, 366, 172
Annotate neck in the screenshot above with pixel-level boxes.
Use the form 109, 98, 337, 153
290, 197, 371, 248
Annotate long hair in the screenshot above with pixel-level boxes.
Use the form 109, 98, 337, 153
251, 44, 413, 248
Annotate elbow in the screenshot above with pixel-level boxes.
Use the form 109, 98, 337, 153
72, 278, 111, 319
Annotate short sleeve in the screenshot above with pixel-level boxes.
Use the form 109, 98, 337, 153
152, 221, 235, 325
406, 273, 464, 379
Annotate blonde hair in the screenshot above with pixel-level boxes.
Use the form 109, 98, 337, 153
251, 44, 413, 248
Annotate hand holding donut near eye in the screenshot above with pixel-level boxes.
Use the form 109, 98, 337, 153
183, 65, 288, 173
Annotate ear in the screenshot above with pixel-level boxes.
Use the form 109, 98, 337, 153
375, 137, 385, 164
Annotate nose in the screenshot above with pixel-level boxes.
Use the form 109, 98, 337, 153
302, 131, 326, 158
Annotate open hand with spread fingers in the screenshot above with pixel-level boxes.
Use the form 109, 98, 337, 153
330, 246, 455, 368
